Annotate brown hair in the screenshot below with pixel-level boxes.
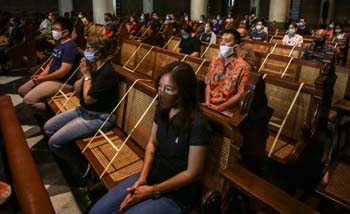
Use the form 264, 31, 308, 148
86, 35, 114, 58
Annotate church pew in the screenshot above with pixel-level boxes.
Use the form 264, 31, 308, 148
221, 164, 317, 214
315, 160, 350, 212
0, 96, 55, 214
46, 39, 324, 213
254, 52, 326, 84
74, 64, 273, 213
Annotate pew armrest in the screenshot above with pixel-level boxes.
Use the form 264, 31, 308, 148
220, 164, 317, 214
0, 96, 55, 214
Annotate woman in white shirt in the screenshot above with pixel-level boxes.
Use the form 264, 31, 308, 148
282, 24, 303, 47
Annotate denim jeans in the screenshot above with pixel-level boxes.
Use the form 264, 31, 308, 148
89, 173, 185, 214
44, 106, 116, 172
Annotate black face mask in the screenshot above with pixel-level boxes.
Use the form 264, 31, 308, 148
104, 18, 110, 22
314, 39, 325, 47
158, 92, 178, 110
9, 22, 14, 27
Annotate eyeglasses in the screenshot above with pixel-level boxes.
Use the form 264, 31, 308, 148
157, 84, 177, 95
86, 46, 97, 51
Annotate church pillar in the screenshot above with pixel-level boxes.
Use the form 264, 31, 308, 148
143, 0, 153, 14
92, 0, 114, 24
58, 0, 73, 16
269, 0, 289, 22
191, 0, 209, 20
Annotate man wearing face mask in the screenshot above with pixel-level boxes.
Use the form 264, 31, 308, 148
303, 29, 336, 63
249, 20, 268, 42
18, 17, 79, 112
178, 26, 200, 57
103, 13, 117, 38
205, 29, 251, 112
199, 22, 216, 44
296, 18, 312, 36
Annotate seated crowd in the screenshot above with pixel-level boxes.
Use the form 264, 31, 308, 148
0, 8, 346, 213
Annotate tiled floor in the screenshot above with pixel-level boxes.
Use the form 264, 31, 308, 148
0, 75, 89, 213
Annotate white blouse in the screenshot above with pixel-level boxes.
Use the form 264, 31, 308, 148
282, 34, 304, 47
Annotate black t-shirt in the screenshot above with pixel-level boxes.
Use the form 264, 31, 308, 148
297, 27, 312, 36
148, 109, 211, 209
79, 62, 119, 113
179, 37, 201, 55
200, 32, 212, 43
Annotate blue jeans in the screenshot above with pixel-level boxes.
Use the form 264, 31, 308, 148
44, 106, 115, 171
89, 173, 185, 214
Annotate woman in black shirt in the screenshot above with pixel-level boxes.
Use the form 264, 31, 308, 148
90, 62, 210, 214
44, 35, 118, 176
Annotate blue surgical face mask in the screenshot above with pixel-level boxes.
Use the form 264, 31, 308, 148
205, 27, 210, 33
84, 50, 97, 62
329, 24, 334, 28
288, 29, 295, 35
52, 30, 62, 40
182, 34, 190, 40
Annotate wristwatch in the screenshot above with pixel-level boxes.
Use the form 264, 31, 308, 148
84, 76, 91, 81
152, 185, 161, 200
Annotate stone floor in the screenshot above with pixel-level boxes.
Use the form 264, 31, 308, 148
0, 75, 90, 213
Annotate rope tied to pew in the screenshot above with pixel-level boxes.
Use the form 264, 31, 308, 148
31, 55, 53, 77
163, 36, 174, 49
280, 57, 294, 78
48, 64, 81, 103
99, 93, 159, 179
123, 43, 144, 69
288, 45, 297, 57
258, 43, 278, 73
201, 42, 213, 58
268, 82, 305, 157
82, 78, 153, 153
123, 45, 155, 73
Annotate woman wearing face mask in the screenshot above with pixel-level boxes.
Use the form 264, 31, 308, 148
43, 35, 118, 178
199, 22, 217, 44
90, 61, 210, 214
205, 29, 251, 112
282, 24, 303, 47
178, 26, 200, 57
326, 22, 335, 38
333, 24, 345, 40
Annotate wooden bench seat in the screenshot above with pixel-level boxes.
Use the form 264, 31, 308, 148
316, 161, 350, 211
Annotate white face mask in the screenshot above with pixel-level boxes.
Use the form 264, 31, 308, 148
78, 14, 83, 18
256, 25, 262, 31
52, 30, 62, 40
220, 45, 234, 58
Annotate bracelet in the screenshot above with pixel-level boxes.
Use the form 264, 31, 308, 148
84, 76, 91, 81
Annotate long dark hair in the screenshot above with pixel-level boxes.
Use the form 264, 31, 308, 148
156, 61, 200, 132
